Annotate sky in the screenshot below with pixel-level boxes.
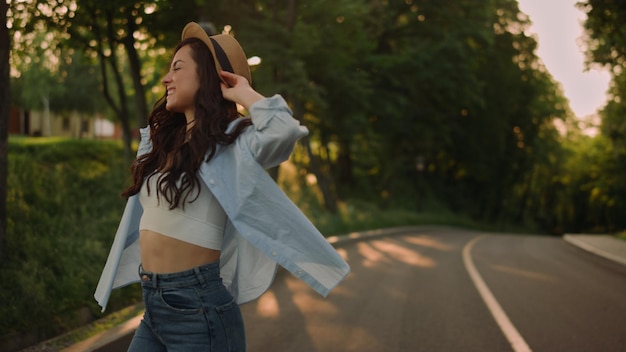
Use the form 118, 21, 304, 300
516, 0, 612, 118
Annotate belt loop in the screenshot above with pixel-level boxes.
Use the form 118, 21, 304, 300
194, 266, 207, 288
139, 264, 157, 288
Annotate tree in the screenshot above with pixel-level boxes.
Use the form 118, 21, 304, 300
579, 0, 626, 69
22, 0, 214, 158
578, 0, 626, 158
464, 0, 571, 222
24, 0, 143, 156
9, 19, 111, 139
291, 0, 374, 202
577, 0, 626, 232
217, 0, 369, 213
0, 0, 10, 262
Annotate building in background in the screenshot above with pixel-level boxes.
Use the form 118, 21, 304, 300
8, 105, 121, 139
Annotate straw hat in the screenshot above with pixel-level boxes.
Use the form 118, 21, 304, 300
181, 22, 252, 84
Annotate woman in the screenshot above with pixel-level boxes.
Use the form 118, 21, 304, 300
94, 22, 350, 351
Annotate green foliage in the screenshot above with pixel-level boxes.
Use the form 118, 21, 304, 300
579, 0, 626, 69
278, 155, 531, 237
11, 45, 104, 114
552, 134, 625, 233
6, 0, 625, 260
1, 138, 141, 337
576, 0, 626, 233
36, 0, 614, 235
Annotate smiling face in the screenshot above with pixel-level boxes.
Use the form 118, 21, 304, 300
162, 45, 200, 120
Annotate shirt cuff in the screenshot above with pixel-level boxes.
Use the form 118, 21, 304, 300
248, 95, 293, 130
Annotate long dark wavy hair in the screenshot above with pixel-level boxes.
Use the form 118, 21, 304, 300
121, 37, 252, 209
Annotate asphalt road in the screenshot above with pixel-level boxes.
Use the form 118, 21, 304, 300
95, 227, 626, 351
241, 227, 626, 352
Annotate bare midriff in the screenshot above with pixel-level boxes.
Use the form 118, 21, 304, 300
139, 229, 221, 274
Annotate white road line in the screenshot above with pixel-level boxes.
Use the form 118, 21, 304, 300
463, 235, 532, 352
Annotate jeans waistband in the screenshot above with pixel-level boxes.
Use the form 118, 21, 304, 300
138, 261, 221, 289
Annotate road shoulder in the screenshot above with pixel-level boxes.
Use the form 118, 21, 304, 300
563, 234, 626, 266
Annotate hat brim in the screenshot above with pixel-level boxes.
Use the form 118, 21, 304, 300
181, 22, 252, 85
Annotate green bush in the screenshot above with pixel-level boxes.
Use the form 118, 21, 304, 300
1, 138, 141, 337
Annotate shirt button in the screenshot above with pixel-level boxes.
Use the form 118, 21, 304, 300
208, 179, 215, 185
297, 269, 303, 275
271, 251, 277, 257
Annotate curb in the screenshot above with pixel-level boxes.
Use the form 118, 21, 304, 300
61, 316, 141, 352
327, 225, 463, 247
563, 234, 626, 267
327, 226, 420, 246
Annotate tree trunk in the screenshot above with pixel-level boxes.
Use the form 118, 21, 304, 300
41, 96, 51, 136
286, 0, 296, 31
265, 0, 296, 183
97, 50, 132, 162
304, 138, 338, 213
108, 55, 133, 163
92, 9, 133, 162
292, 100, 338, 214
105, 12, 132, 161
0, 0, 10, 262
337, 137, 353, 188
123, 14, 149, 129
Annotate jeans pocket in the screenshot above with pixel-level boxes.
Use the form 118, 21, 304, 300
157, 288, 204, 315
213, 299, 246, 351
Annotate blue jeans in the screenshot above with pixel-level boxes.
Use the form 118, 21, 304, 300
128, 261, 246, 351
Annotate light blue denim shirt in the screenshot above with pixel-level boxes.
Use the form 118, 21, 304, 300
94, 95, 350, 312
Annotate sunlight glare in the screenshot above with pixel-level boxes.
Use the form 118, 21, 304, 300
335, 247, 348, 261
144, 4, 157, 15
256, 290, 280, 318
285, 278, 339, 317
403, 235, 454, 251
247, 56, 262, 66
371, 240, 436, 268
357, 241, 390, 268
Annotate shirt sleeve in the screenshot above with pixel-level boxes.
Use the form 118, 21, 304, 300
137, 126, 153, 156
243, 94, 309, 169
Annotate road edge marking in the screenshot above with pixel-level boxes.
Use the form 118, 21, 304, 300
463, 235, 532, 352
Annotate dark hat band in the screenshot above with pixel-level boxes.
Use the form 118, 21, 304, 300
210, 38, 234, 74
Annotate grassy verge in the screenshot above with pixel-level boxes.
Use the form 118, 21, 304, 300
21, 304, 144, 352
2, 137, 142, 345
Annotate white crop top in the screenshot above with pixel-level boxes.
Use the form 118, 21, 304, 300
138, 173, 226, 250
